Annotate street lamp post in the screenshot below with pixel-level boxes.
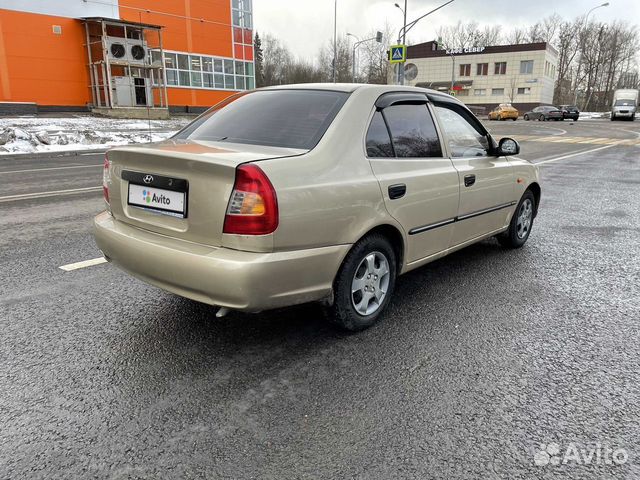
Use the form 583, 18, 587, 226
347, 33, 360, 82
573, 2, 609, 105
394, 0, 456, 85
348, 32, 384, 83
332, 0, 337, 83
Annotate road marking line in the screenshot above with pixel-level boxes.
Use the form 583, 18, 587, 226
0, 164, 102, 175
0, 186, 102, 203
59, 257, 107, 271
536, 143, 622, 165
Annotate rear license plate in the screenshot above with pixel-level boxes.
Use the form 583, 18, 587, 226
123, 171, 188, 218
128, 183, 186, 218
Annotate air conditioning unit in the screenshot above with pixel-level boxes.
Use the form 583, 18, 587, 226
107, 38, 129, 63
127, 38, 150, 65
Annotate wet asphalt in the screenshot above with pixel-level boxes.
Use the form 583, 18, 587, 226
1, 119, 639, 479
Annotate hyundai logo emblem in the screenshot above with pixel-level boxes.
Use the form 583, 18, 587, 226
143, 175, 154, 184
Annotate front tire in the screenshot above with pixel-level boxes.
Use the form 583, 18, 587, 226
524, 114, 529, 121
326, 234, 397, 331
498, 190, 536, 249
539, 115, 546, 121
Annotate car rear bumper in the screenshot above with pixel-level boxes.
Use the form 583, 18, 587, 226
93, 212, 351, 311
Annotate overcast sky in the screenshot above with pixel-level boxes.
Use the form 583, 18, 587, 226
254, 0, 639, 60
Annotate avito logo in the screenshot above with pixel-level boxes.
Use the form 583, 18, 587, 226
142, 189, 171, 206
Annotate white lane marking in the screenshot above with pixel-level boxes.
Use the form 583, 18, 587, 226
536, 142, 622, 165
59, 257, 107, 271
0, 186, 102, 203
0, 164, 102, 175
80, 152, 107, 156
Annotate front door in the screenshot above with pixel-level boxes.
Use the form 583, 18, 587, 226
365, 96, 460, 264
433, 104, 515, 247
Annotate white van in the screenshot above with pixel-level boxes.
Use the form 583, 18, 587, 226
611, 89, 638, 121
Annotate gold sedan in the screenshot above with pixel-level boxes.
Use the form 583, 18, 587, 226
94, 85, 540, 331
488, 104, 519, 121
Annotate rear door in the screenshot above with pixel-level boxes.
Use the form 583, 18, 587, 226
366, 93, 459, 264
432, 102, 515, 247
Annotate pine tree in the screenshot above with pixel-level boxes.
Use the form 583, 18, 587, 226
254, 32, 265, 88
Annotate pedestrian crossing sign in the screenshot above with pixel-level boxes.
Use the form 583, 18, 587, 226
389, 45, 407, 64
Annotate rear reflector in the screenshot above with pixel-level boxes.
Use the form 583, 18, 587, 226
223, 164, 278, 235
103, 153, 111, 205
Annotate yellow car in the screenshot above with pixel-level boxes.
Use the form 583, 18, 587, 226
488, 104, 519, 121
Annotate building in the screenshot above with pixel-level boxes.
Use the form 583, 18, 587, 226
403, 40, 558, 114
0, 0, 255, 116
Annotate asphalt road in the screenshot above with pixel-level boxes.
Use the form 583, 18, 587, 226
1, 119, 639, 479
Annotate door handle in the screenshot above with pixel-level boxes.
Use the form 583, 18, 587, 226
464, 174, 476, 187
388, 184, 406, 200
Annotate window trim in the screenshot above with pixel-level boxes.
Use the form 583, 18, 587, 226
428, 96, 497, 156
365, 94, 444, 159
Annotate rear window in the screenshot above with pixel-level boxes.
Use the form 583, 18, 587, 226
615, 99, 636, 106
174, 90, 349, 149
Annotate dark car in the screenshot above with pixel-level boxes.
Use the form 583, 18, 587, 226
523, 106, 563, 121
559, 105, 580, 121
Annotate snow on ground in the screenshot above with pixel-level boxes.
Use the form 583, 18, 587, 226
0, 114, 193, 155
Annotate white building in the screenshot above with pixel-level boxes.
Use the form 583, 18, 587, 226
402, 41, 558, 114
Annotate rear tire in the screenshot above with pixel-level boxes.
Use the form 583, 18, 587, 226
498, 190, 536, 249
539, 115, 546, 121
326, 234, 397, 331
524, 114, 530, 121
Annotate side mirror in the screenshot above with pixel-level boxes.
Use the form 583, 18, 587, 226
497, 137, 520, 156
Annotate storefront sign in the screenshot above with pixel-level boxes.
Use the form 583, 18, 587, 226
445, 46, 486, 55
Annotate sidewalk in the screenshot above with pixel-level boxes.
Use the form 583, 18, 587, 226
0, 113, 193, 155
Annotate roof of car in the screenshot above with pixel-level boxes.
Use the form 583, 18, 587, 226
258, 83, 442, 95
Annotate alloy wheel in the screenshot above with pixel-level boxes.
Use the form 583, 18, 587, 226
516, 198, 534, 239
351, 251, 390, 316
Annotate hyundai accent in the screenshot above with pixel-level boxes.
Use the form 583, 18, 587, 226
94, 84, 541, 331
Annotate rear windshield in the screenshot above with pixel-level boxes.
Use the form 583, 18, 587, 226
174, 90, 350, 149
615, 99, 636, 106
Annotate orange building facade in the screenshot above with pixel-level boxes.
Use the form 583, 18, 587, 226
0, 0, 254, 112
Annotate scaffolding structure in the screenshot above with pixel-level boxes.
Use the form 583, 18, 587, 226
82, 17, 168, 114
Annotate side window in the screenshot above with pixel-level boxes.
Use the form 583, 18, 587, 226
434, 106, 489, 158
366, 111, 394, 158
382, 104, 442, 158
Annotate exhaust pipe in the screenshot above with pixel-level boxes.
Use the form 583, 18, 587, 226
216, 307, 230, 318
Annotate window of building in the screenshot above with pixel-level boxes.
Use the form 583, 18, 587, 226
160, 50, 255, 91
459, 64, 471, 77
494, 62, 507, 75
382, 104, 442, 158
474, 89, 486, 96
232, 0, 253, 29
366, 111, 394, 157
492, 88, 505, 96
476, 63, 488, 76
517, 87, 531, 95
520, 60, 534, 74
456, 89, 469, 97
434, 106, 489, 158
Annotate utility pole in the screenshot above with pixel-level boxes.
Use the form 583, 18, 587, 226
332, 0, 337, 83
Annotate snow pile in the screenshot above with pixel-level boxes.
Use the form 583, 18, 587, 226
0, 115, 192, 154
579, 111, 611, 119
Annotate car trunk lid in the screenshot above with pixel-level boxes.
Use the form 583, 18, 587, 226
106, 140, 304, 247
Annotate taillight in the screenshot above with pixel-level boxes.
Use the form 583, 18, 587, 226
223, 164, 278, 235
103, 153, 110, 205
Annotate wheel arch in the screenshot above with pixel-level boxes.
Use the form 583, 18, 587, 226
527, 182, 541, 217
354, 223, 406, 275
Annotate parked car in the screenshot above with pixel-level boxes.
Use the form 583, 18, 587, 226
523, 106, 563, 121
488, 104, 519, 121
94, 84, 541, 331
559, 105, 580, 121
